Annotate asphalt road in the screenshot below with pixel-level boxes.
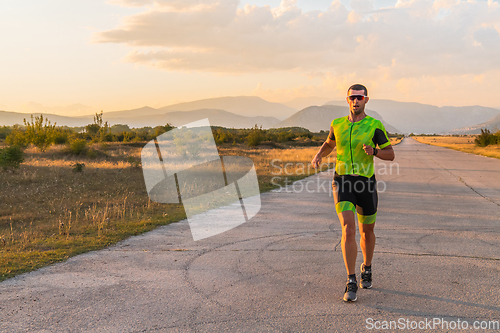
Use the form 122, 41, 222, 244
1, 138, 499, 332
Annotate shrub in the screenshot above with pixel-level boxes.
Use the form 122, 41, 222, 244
6, 127, 29, 148
68, 139, 87, 155
122, 131, 135, 142
246, 126, 264, 147
110, 124, 131, 134
213, 128, 234, 144
23, 115, 57, 151
154, 123, 175, 137
0, 126, 12, 140
127, 156, 141, 168
133, 128, 153, 141
277, 132, 295, 142
474, 129, 499, 147
72, 162, 85, 173
52, 130, 69, 145
86, 149, 97, 159
85, 111, 112, 142
101, 133, 114, 142
85, 123, 100, 137
0, 146, 24, 170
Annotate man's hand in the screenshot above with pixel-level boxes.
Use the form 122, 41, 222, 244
363, 144, 374, 156
311, 154, 322, 169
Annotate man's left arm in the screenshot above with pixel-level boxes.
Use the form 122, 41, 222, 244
363, 144, 395, 160
362, 125, 395, 161
376, 145, 394, 161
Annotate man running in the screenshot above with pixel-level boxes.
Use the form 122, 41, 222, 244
311, 84, 395, 302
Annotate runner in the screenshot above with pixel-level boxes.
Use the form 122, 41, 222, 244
311, 84, 395, 302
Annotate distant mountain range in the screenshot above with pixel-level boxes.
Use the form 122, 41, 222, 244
0, 108, 281, 130
1, 96, 499, 134
282, 96, 332, 111
160, 96, 296, 120
449, 113, 500, 134
105, 108, 281, 129
0, 111, 95, 128
325, 99, 500, 134
276, 105, 399, 133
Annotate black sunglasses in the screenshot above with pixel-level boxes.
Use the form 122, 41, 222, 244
348, 95, 367, 101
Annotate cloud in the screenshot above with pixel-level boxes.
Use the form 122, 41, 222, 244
107, 0, 220, 11
95, 0, 500, 79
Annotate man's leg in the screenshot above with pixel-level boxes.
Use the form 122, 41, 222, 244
358, 221, 375, 267
339, 210, 357, 275
358, 220, 375, 289
338, 209, 358, 301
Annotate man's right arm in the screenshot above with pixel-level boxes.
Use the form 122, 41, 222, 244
311, 126, 336, 169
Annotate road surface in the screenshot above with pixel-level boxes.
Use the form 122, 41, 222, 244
1, 138, 499, 332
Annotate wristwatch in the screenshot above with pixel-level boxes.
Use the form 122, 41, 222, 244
373, 148, 378, 156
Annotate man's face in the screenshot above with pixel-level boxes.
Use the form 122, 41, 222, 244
346, 89, 369, 115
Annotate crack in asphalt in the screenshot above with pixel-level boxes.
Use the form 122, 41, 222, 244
429, 157, 500, 208
153, 248, 499, 261
376, 250, 499, 261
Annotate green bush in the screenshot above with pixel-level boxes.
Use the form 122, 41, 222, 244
133, 128, 153, 141
246, 126, 264, 147
85, 111, 112, 142
68, 139, 87, 155
86, 149, 97, 159
0, 126, 12, 140
85, 123, 100, 137
110, 124, 131, 134
154, 123, 175, 137
277, 132, 295, 142
52, 130, 69, 145
23, 115, 57, 151
101, 133, 114, 142
122, 131, 135, 142
213, 128, 234, 144
0, 146, 24, 170
72, 162, 85, 173
474, 129, 500, 147
6, 127, 29, 148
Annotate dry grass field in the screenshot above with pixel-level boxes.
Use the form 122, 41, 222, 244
412, 136, 500, 159
0, 135, 403, 281
0, 141, 335, 281
389, 137, 403, 146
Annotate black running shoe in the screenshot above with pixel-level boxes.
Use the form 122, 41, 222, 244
360, 264, 372, 289
343, 278, 358, 302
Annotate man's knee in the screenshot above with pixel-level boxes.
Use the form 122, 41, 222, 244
342, 224, 356, 241
359, 223, 375, 239
339, 210, 356, 240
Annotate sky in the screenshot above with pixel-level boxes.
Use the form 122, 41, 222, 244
1, 0, 500, 115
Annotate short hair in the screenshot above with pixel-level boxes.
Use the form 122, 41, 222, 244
347, 84, 368, 96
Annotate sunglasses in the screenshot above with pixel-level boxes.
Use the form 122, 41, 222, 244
348, 95, 367, 101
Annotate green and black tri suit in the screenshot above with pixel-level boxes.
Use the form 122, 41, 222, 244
330, 115, 391, 224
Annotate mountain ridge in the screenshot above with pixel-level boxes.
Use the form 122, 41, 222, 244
277, 105, 399, 133
160, 96, 297, 120
2, 96, 499, 133
325, 99, 500, 134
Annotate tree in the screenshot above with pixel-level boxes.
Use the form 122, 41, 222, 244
5, 125, 29, 148
85, 111, 111, 141
154, 123, 175, 137
246, 124, 264, 147
23, 115, 57, 151
474, 128, 499, 147
110, 124, 131, 134
0, 145, 24, 170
